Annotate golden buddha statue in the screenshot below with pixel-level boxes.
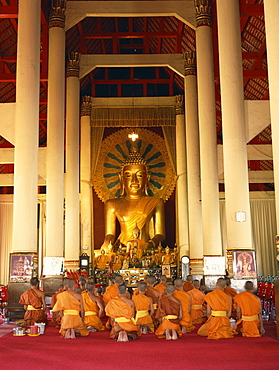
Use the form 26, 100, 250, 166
96, 249, 109, 269
126, 224, 147, 259
101, 145, 165, 252
162, 246, 173, 265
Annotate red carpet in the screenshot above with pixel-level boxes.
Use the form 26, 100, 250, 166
1, 322, 279, 370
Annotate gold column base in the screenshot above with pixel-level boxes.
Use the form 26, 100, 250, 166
190, 258, 204, 275
64, 260, 79, 271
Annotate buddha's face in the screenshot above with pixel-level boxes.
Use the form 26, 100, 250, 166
122, 164, 148, 198
165, 247, 170, 254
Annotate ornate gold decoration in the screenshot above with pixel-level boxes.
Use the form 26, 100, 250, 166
64, 260, 79, 270
195, 0, 212, 27
190, 258, 204, 265
93, 128, 176, 202
66, 52, 81, 78
175, 95, 184, 115
49, 0, 66, 29
81, 96, 92, 116
184, 51, 197, 76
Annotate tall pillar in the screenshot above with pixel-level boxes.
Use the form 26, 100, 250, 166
184, 51, 204, 275
12, 0, 40, 253
64, 52, 81, 270
264, 2, 279, 258
216, 0, 252, 274
175, 95, 189, 259
45, 0, 66, 258
80, 97, 93, 260
195, 0, 222, 256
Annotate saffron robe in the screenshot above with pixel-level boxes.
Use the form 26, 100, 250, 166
183, 282, 194, 292
19, 289, 47, 325
188, 288, 205, 324
83, 292, 105, 331
105, 297, 141, 340
51, 289, 65, 325
197, 289, 234, 340
103, 284, 118, 304
224, 287, 238, 319
52, 291, 89, 337
154, 283, 166, 294
155, 297, 182, 338
234, 291, 261, 337
132, 294, 154, 332
174, 291, 195, 332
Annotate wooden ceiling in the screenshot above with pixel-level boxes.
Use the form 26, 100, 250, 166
0, 0, 272, 193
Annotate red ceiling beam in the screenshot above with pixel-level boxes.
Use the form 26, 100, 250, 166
240, 4, 264, 17
0, 6, 18, 18
0, 73, 48, 82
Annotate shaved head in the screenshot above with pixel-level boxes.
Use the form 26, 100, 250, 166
160, 276, 168, 282
86, 282, 95, 292
147, 276, 156, 285
186, 275, 193, 282
166, 284, 175, 294
225, 278, 231, 287
118, 284, 127, 295
64, 278, 75, 289
217, 278, 226, 289
114, 275, 124, 285
138, 282, 147, 292
193, 279, 200, 289
174, 278, 183, 288
244, 281, 254, 291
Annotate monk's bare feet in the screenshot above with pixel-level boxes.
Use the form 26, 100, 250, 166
142, 325, 148, 335
65, 328, 76, 339
165, 329, 172, 340
117, 330, 129, 342
87, 326, 97, 333
171, 329, 178, 340
181, 325, 187, 334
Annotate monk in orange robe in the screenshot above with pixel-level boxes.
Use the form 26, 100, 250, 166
155, 284, 182, 340
154, 275, 168, 294
197, 278, 234, 340
51, 284, 65, 326
52, 278, 89, 338
105, 285, 141, 342
234, 281, 264, 337
224, 278, 238, 319
19, 277, 47, 325
103, 275, 129, 304
83, 282, 105, 332
174, 278, 195, 333
132, 282, 154, 333
183, 275, 194, 292
188, 279, 206, 324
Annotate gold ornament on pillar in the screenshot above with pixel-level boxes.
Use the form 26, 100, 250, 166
276, 235, 279, 261
81, 96, 92, 117
66, 52, 81, 78
195, 0, 212, 28
49, 0, 66, 29
184, 51, 197, 77
175, 95, 184, 116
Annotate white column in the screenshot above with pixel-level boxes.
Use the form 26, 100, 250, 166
184, 51, 204, 275
175, 95, 189, 259
45, 1, 66, 258
264, 1, 279, 257
12, 0, 40, 253
216, 0, 252, 253
64, 52, 81, 269
80, 97, 93, 259
195, 0, 222, 256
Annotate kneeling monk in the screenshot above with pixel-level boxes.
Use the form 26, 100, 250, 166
105, 285, 141, 342
155, 284, 182, 340
197, 278, 234, 340
174, 278, 195, 333
52, 278, 89, 338
83, 282, 105, 332
19, 277, 47, 326
132, 282, 154, 334
234, 281, 264, 337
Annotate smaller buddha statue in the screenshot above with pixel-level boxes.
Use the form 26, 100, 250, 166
113, 250, 124, 271
126, 224, 147, 259
106, 241, 116, 263
96, 250, 109, 269
171, 246, 178, 267
130, 253, 141, 268
154, 244, 164, 266
149, 249, 156, 267
162, 246, 173, 265
122, 258, 129, 270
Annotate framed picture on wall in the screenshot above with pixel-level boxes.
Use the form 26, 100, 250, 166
9, 253, 34, 282
233, 250, 257, 279
162, 264, 171, 278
